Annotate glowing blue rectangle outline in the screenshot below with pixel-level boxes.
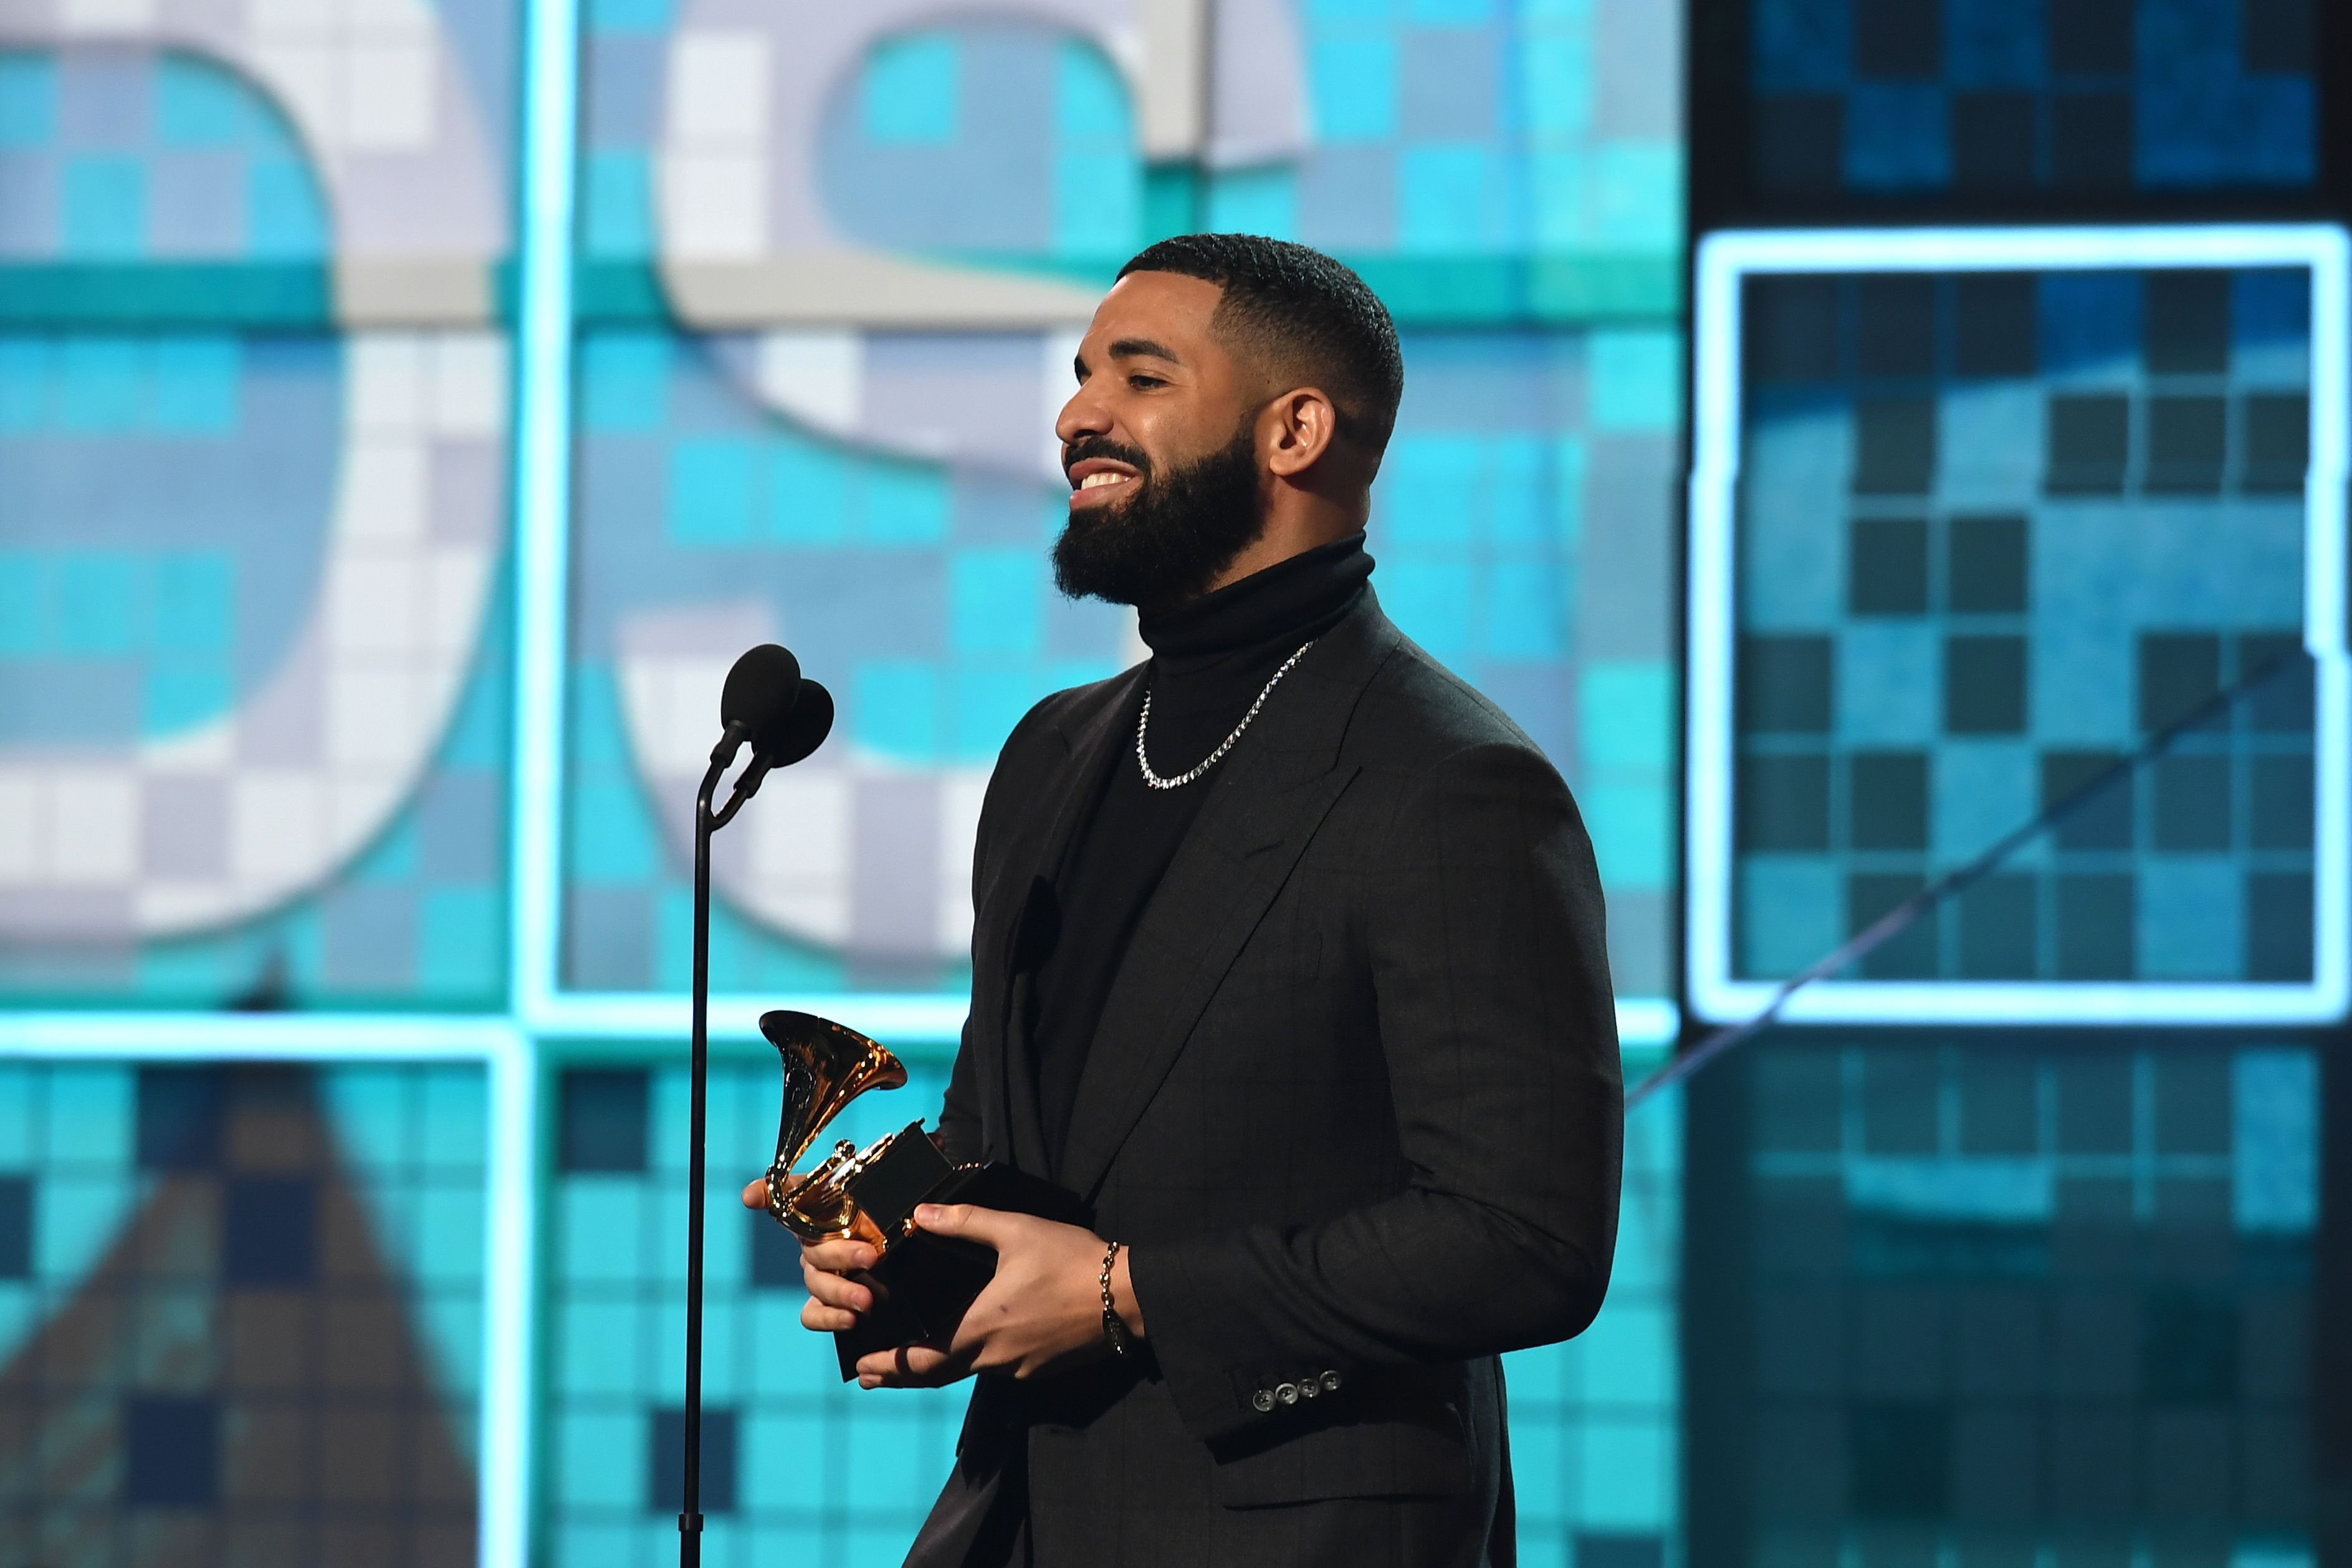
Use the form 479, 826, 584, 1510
1688, 224, 2352, 1026
0, 1011, 536, 1568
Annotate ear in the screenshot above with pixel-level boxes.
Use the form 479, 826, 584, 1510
1261, 388, 1342, 480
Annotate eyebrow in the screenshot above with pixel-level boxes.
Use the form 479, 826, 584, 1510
1074, 337, 1185, 379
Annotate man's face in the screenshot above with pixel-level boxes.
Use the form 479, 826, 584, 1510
1050, 272, 1269, 608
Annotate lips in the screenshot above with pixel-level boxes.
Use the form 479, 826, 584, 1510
1065, 455, 1141, 504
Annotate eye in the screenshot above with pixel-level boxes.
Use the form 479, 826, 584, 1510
1128, 373, 1166, 391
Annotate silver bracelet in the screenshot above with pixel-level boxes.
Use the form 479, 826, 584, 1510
1099, 1240, 1132, 1357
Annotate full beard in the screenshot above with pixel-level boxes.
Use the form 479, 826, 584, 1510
1052, 426, 1266, 610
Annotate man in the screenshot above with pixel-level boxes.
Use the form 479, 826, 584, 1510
745, 234, 1622, 1566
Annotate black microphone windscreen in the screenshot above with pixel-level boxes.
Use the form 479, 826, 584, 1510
765, 680, 834, 768
720, 644, 801, 743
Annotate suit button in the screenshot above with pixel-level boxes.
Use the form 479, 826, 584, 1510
1299, 1375, 1320, 1399
1321, 1370, 1342, 1392
1275, 1382, 1299, 1405
1251, 1389, 1274, 1413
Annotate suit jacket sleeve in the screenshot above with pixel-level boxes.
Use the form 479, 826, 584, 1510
1129, 740, 1624, 1443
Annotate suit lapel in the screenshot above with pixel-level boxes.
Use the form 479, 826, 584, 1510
966, 668, 1142, 1172
1055, 604, 1400, 1200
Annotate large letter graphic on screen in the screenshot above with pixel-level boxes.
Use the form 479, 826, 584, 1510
0, 7, 509, 940
590, 1, 1304, 968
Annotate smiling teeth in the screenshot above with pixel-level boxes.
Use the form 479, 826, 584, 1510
1079, 472, 1128, 490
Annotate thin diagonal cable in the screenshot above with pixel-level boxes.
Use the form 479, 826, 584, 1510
1625, 647, 2313, 1111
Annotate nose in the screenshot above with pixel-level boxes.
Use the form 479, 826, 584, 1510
1055, 380, 1112, 455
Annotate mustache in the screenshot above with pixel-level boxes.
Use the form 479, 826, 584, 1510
1061, 436, 1152, 480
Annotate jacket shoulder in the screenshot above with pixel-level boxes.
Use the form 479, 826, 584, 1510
1346, 627, 1557, 775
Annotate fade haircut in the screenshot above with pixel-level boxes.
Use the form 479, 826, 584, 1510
1117, 233, 1405, 458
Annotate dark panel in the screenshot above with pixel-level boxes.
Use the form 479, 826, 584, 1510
1850, 517, 1931, 615
1861, 1049, 1939, 1154
0, 1178, 27, 1280
559, 1068, 651, 1174
1742, 752, 1834, 851
2049, 93, 2134, 189
125, 1395, 220, 1507
2144, 272, 2233, 374
1947, 514, 2029, 613
1951, 95, 2037, 193
1951, 276, 2038, 377
1944, 634, 2029, 734
748, 1210, 801, 1289
1956, 874, 2039, 980
649, 1405, 738, 1514
1850, 1400, 1951, 1519
2144, 394, 2227, 494
224, 1176, 317, 1288
2047, 0, 2134, 74
2151, 754, 2232, 851
1853, 396, 1939, 493
1741, 634, 1837, 732
2238, 631, 2315, 732
2242, 0, 2315, 72
1849, 751, 1931, 849
2249, 755, 2315, 849
2240, 392, 2310, 492
1574, 1534, 1667, 1568
1758, 94, 1847, 194
2244, 871, 2313, 982
1853, 0, 1941, 77
2141, 1288, 2240, 1403
1749, 274, 1843, 383
137, 1066, 226, 1171
2046, 393, 2131, 493
2151, 1053, 2232, 1155
1850, 871, 1938, 978
2044, 750, 2134, 850
2137, 633, 2223, 732
2053, 874, 2136, 978
1857, 275, 1939, 377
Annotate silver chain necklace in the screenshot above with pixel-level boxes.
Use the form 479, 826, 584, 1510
1135, 640, 1316, 790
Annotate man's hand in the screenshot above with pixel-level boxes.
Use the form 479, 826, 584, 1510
849, 1203, 1144, 1389
739, 1175, 881, 1336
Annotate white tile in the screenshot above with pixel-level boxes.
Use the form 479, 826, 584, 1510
49, 771, 140, 885
1039, 327, 1086, 481
142, 721, 235, 773
250, 42, 342, 145
661, 153, 767, 260
230, 772, 326, 882
246, 0, 342, 36
344, 39, 439, 153
668, 31, 770, 148
422, 546, 489, 655
136, 882, 231, 928
0, 770, 42, 879
348, 333, 426, 433
60, 0, 159, 35
754, 330, 862, 439
426, 334, 507, 437
325, 552, 423, 656
347, 0, 434, 42
327, 664, 425, 767
933, 770, 988, 952
748, 770, 850, 881
341, 437, 429, 542
326, 773, 399, 846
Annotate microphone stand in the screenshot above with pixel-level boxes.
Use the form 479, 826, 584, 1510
682, 727, 758, 1567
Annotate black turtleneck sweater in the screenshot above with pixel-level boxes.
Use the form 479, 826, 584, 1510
1025, 533, 1375, 1174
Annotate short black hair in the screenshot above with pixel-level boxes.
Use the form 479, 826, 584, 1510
1117, 233, 1405, 456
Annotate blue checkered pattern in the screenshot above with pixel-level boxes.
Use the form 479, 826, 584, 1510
1749, 0, 2316, 197
1732, 264, 2318, 986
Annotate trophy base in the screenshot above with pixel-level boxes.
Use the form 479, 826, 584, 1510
831, 1124, 1092, 1380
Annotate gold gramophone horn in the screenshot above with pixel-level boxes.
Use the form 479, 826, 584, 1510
760, 1010, 907, 1241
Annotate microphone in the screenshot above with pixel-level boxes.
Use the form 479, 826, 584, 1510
711, 644, 802, 767
715, 679, 833, 824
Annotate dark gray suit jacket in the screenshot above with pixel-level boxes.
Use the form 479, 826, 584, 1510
909, 593, 1623, 1568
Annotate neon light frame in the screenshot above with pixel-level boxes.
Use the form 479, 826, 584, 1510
1687, 224, 2352, 1026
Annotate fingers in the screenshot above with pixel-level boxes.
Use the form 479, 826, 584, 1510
801, 1258, 874, 1314
800, 1295, 860, 1334
799, 1238, 876, 1276
855, 1343, 963, 1390
913, 1202, 1014, 1244
740, 1177, 771, 1212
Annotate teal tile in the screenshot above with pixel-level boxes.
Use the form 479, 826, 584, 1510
560, 1297, 646, 1397
0, 1067, 32, 1164
1521, 32, 1594, 140
1530, 150, 1590, 247
152, 552, 234, 651
1588, 329, 1681, 432
1206, 168, 1298, 239
247, 155, 327, 256
1311, 37, 1398, 142
1400, 143, 1503, 252
864, 36, 958, 145
149, 336, 239, 432
1574, 1299, 1675, 1408
667, 438, 758, 546
949, 550, 1043, 656
1382, 555, 1475, 659
1382, 434, 1481, 544
557, 1408, 646, 1509
1572, 1413, 1673, 1531
1485, 560, 1564, 659
0, 341, 44, 430
1737, 856, 1841, 978
414, 1181, 485, 1287
62, 157, 145, 258
861, 460, 949, 546
953, 669, 1048, 760
769, 434, 850, 543
854, 660, 940, 760
419, 1066, 487, 1171
143, 664, 230, 735
1580, 662, 1675, 773
1582, 781, 1670, 892
559, 1181, 647, 1284
156, 56, 257, 146
1053, 40, 1132, 142
0, 57, 56, 148
580, 335, 671, 431
586, 0, 674, 31
418, 886, 500, 992
569, 777, 661, 882
583, 151, 653, 259
0, 552, 40, 653
570, 666, 632, 768
56, 339, 142, 431
1486, 434, 1554, 545
1509, 1407, 1573, 1525
1052, 148, 1139, 257
54, 553, 140, 652
1589, 141, 1682, 251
